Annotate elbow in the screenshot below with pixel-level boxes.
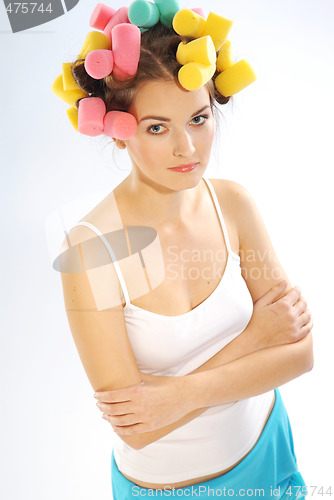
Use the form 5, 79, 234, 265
304, 354, 314, 373
299, 332, 314, 373
305, 351, 314, 373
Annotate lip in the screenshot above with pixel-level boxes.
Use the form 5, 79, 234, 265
168, 162, 199, 173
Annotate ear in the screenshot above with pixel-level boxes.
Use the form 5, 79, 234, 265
112, 138, 127, 149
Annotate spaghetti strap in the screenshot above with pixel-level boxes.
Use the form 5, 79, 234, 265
71, 221, 131, 307
202, 176, 233, 256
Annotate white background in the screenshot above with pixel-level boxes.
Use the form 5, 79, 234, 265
1, 0, 333, 498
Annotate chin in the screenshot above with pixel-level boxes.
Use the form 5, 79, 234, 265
167, 169, 205, 190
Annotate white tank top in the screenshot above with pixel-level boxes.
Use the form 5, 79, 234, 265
74, 176, 274, 483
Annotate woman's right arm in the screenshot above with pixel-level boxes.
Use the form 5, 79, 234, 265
60, 225, 146, 449
61, 225, 244, 450
62, 225, 271, 450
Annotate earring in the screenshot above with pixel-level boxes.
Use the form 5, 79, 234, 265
113, 138, 127, 149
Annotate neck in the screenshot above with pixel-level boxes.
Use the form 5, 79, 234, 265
121, 168, 204, 229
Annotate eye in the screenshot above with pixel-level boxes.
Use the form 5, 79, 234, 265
191, 114, 209, 126
147, 124, 167, 135
146, 114, 209, 135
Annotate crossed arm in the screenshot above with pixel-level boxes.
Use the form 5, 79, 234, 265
93, 182, 314, 448
95, 304, 313, 449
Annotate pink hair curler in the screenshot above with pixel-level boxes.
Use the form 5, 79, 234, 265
90, 3, 116, 31
111, 23, 141, 80
78, 97, 106, 136
103, 6, 130, 39
104, 111, 138, 140
84, 49, 114, 79
191, 7, 204, 17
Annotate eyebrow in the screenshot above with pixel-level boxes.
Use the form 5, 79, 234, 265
138, 105, 211, 123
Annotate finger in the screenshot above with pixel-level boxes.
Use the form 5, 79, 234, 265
297, 310, 312, 329
113, 422, 148, 436
94, 385, 141, 403
294, 318, 313, 342
293, 297, 307, 315
104, 413, 142, 426
256, 280, 288, 306
97, 401, 133, 415
280, 285, 301, 306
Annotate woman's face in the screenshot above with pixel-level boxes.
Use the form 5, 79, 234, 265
123, 79, 215, 190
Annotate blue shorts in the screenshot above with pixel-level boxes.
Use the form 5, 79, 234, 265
111, 388, 306, 499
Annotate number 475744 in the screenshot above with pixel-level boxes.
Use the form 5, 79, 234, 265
5, 3, 53, 14
285, 485, 333, 497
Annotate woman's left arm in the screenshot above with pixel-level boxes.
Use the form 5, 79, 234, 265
187, 179, 315, 371
186, 180, 314, 405
183, 331, 313, 410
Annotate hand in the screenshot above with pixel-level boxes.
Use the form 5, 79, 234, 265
247, 281, 313, 350
94, 373, 191, 436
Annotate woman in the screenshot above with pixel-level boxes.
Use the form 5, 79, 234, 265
56, 2, 314, 498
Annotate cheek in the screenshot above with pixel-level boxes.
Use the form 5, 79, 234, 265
198, 123, 215, 152
126, 135, 164, 167
140, 135, 170, 158
208, 119, 215, 141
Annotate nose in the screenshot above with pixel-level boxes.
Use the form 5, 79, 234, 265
172, 129, 196, 158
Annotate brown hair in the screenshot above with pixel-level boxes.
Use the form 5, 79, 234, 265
71, 21, 231, 118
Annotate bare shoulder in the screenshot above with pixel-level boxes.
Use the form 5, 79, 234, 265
60, 183, 123, 259
59, 219, 124, 313
207, 178, 255, 235
208, 178, 253, 209
208, 178, 292, 301
59, 222, 108, 274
